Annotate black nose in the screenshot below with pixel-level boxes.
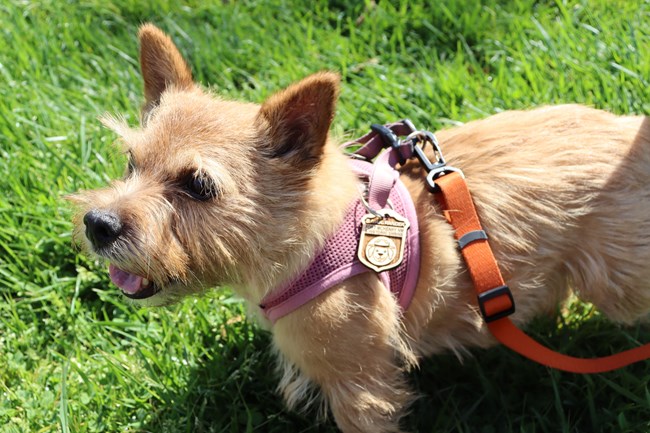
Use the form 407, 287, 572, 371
83, 209, 123, 249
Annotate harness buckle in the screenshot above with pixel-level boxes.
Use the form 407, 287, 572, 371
370, 123, 409, 165
477, 285, 516, 323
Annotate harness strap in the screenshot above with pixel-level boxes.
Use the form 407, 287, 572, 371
347, 121, 415, 161
367, 149, 400, 210
436, 172, 650, 373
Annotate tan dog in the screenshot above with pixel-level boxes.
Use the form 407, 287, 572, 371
71, 24, 650, 433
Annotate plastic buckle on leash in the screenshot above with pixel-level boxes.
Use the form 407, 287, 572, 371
477, 285, 516, 323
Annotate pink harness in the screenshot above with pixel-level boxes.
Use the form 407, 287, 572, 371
259, 126, 421, 323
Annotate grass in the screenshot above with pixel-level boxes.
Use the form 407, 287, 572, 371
1, 0, 650, 431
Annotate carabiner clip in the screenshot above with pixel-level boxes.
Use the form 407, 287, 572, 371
405, 130, 464, 193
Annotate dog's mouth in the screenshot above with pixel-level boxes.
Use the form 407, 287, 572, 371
108, 264, 161, 299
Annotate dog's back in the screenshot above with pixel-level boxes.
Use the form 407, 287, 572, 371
404, 105, 650, 359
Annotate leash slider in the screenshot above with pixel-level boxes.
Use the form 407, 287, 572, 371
477, 285, 515, 323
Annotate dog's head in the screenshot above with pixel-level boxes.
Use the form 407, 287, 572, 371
70, 24, 346, 305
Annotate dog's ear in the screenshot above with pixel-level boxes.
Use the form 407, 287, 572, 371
256, 72, 340, 164
138, 23, 194, 117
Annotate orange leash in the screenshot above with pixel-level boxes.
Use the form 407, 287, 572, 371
435, 172, 650, 373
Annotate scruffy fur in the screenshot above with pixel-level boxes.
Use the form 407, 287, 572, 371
71, 24, 650, 432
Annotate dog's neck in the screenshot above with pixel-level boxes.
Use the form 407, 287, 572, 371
234, 141, 360, 305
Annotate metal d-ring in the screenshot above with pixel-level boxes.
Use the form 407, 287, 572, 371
357, 184, 396, 218
358, 184, 384, 218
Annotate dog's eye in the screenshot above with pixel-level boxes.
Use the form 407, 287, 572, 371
125, 151, 136, 176
186, 173, 218, 201
126, 158, 136, 176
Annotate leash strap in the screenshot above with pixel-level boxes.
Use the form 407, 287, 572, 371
436, 172, 650, 373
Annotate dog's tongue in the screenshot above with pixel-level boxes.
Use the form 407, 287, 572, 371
108, 264, 143, 295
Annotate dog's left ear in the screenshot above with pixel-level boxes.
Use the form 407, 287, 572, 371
256, 72, 340, 163
138, 23, 194, 117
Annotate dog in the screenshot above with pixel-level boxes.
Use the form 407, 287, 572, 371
71, 23, 650, 433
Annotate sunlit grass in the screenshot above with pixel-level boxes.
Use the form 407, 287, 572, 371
1, 0, 650, 432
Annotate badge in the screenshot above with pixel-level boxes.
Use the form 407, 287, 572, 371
357, 209, 410, 272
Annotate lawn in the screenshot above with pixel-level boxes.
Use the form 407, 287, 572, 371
1, 0, 650, 432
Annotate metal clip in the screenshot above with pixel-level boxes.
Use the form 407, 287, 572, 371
357, 184, 384, 218
405, 130, 464, 193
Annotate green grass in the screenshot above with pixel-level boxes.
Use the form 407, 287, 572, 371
1, 0, 650, 432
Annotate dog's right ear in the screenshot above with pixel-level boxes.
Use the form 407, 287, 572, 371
138, 23, 194, 118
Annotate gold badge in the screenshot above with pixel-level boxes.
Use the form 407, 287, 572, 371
358, 209, 410, 272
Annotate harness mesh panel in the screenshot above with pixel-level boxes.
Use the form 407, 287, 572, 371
261, 180, 410, 310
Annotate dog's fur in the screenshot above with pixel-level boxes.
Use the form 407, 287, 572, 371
71, 24, 650, 432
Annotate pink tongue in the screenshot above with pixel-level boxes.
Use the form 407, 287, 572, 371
108, 264, 143, 295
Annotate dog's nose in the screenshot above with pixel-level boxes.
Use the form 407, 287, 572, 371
83, 209, 123, 249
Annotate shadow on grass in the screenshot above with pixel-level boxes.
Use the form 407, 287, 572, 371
138, 310, 649, 433
409, 315, 650, 433
139, 319, 339, 433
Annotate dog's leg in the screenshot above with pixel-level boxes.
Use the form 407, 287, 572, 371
272, 274, 416, 433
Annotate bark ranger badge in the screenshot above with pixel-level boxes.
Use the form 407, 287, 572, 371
358, 209, 410, 272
